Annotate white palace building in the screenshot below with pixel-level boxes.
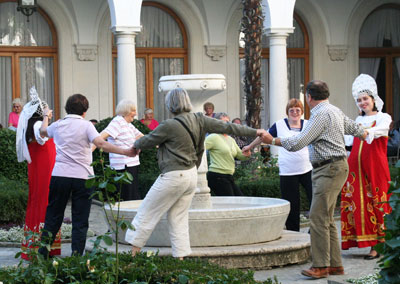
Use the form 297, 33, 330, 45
1, 0, 399, 128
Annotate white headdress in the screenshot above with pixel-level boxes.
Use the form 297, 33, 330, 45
352, 74, 384, 112
16, 87, 46, 163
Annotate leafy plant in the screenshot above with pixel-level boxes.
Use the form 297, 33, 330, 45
0, 223, 94, 242
0, 176, 28, 224
234, 152, 279, 181
0, 251, 280, 283
347, 271, 379, 284
234, 152, 311, 211
375, 160, 400, 283
0, 129, 28, 182
85, 149, 134, 282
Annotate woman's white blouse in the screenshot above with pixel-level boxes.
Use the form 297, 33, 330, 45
33, 121, 49, 145
345, 112, 392, 146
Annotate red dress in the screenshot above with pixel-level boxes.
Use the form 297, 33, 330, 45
21, 139, 61, 259
341, 135, 391, 249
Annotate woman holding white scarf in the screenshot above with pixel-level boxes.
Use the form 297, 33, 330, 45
16, 88, 61, 259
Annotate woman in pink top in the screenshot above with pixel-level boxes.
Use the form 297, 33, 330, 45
8, 98, 23, 129
37, 94, 135, 258
140, 108, 159, 130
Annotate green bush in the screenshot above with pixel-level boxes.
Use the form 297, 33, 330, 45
236, 176, 310, 212
0, 129, 28, 182
234, 154, 311, 211
0, 251, 279, 283
376, 161, 400, 283
93, 117, 160, 198
0, 176, 28, 224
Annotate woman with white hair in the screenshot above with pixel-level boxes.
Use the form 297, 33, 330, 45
140, 108, 159, 130
341, 74, 392, 260
99, 100, 144, 200
125, 88, 265, 259
9, 98, 23, 130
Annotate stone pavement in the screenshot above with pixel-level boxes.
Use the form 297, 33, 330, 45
0, 201, 381, 284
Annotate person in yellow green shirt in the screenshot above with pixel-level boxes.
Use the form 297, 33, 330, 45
205, 112, 250, 196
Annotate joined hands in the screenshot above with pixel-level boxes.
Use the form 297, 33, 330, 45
256, 129, 273, 144
126, 146, 141, 157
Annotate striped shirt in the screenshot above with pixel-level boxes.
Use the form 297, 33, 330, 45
280, 101, 365, 163
104, 116, 143, 170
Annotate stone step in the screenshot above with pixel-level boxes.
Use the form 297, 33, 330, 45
86, 230, 310, 270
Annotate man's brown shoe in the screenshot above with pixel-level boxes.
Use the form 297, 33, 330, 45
301, 267, 329, 279
328, 266, 344, 275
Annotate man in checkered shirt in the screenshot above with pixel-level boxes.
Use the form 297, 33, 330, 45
260, 80, 368, 279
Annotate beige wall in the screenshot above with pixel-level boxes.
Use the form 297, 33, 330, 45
37, 0, 400, 122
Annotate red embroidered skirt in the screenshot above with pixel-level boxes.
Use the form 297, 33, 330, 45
341, 137, 391, 249
21, 139, 61, 260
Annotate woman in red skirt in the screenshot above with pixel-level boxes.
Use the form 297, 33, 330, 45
16, 89, 61, 260
341, 74, 392, 260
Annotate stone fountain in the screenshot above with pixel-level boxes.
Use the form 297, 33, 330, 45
98, 74, 311, 269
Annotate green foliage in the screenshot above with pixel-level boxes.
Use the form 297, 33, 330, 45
0, 176, 28, 224
375, 160, 400, 283
0, 129, 28, 182
93, 117, 160, 198
86, 150, 136, 281
0, 251, 280, 283
235, 153, 310, 211
347, 271, 379, 284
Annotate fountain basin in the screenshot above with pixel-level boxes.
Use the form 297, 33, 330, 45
104, 197, 289, 247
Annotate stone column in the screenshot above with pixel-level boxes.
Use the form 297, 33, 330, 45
113, 31, 138, 105
267, 29, 293, 155
190, 151, 212, 209
262, 0, 295, 155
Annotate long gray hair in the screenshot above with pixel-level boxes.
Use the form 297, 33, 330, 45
165, 88, 193, 115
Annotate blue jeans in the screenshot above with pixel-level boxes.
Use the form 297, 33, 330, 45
39, 176, 93, 257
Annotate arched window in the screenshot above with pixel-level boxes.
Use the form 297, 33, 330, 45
0, 0, 59, 127
359, 4, 400, 122
112, 2, 188, 121
239, 13, 309, 128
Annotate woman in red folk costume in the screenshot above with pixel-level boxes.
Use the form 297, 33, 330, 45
341, 74, 392, 260
16, 87, 61, 260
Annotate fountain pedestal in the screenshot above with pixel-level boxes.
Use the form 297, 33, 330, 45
105, 74, 290, 247
158, 74, 228, 210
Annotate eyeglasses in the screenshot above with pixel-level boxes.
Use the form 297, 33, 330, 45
13, 105, 21, 108
289, 109, 302, 114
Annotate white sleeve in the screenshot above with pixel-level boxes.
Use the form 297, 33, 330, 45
33, 121, 49, 145
366, 113, 392, 144
104, 118, 120, 139
344, 135, 354, 147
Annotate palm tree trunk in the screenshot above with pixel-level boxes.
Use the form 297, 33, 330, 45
241, 0, 264, 129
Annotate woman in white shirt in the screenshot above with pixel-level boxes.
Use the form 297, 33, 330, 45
244, 98, 313, 231
100, 100, 144, 200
